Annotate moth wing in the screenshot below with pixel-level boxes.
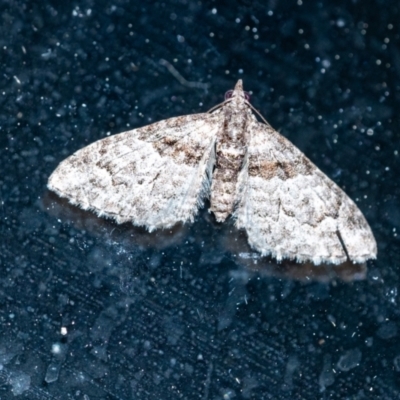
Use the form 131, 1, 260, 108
48, 113, 220, 230
234, 120, 377, 265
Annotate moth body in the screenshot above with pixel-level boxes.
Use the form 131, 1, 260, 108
48, 80, 377, 265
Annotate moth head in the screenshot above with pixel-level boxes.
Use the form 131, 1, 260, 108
224, 89, 251, 102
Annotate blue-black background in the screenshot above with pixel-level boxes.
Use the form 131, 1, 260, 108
1, 0, 399, 399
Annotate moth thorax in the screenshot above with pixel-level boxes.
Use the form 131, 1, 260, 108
227, 127, 241, 141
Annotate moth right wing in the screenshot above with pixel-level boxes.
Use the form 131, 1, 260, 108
234, 120, 377, 265
48, 113, 221, 231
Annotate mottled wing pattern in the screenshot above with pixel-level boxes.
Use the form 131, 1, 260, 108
234, 120, 377, 265
48, 113, 220, 230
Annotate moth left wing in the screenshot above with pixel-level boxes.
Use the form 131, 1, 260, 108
234, 120, 377, 265
48, 113, 220, 231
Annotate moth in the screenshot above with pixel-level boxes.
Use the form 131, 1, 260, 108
48, 80, 377, 265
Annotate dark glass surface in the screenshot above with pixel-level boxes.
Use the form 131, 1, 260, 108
1, 1, 399, 398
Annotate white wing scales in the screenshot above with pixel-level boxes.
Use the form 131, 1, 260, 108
234, 120, 377, 265
48, 113, 220, 231
48, 80, 377, 265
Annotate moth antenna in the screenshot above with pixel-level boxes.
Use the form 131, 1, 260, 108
245, 100, 272, 128
207, 98, 231, 113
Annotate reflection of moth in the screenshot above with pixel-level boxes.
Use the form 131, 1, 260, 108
48, 80, 376, 265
